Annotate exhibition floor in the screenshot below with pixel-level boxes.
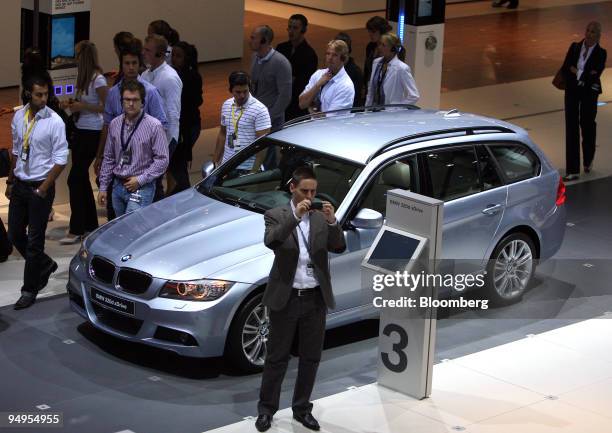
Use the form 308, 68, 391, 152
206, 316, 612, 433
1, 177, 612, 433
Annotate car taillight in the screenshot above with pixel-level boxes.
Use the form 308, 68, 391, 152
556, 177, 566, 206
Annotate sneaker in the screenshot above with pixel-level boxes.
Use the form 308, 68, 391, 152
59, 234, 82, 245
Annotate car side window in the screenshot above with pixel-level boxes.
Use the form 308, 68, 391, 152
475, 145, 503, 190
487, 143, 540, 183
358, 156, 418, 216
424, 147, 480, 201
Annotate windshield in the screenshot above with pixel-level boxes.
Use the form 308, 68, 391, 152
198, 138, 363, 213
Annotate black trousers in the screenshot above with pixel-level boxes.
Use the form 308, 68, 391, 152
68, 128, 100, 235
565, 88, 598, 175
153, 138, 178, 202
0, 216, 11, 257
168, 124, 200, 196
258, 290, 326, 416
8, 179, 55, 294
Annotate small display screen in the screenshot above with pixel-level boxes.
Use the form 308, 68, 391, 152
418, 0, 434, 18
51, 16, 75, 59
367, 230, 422, 273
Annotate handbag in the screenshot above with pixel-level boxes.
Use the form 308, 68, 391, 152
0, 148, 10, 178
552, 68, 565, 90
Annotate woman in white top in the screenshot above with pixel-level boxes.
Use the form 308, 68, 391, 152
365, 32, 420, 107
60, 41, 108, 244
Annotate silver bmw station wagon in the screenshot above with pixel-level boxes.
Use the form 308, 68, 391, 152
67, 107, 566, 371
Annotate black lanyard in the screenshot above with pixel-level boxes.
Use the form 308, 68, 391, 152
121, 112, 145, 152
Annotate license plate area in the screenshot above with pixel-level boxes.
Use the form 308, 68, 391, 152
90, 288, 135, 316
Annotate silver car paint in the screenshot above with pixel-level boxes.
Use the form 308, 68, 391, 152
68, 109, 565, 358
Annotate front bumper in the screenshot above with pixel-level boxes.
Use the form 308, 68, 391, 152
66, 256, 242, 358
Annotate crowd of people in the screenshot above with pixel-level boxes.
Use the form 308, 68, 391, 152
0, 14, 422, 309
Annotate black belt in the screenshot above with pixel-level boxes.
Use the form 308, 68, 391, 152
15, 178, 44, 187
293, 286, 320, 297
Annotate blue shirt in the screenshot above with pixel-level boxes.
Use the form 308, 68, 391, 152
103, 75, 168, 129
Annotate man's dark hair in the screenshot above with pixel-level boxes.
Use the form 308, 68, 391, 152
120, 79, 146, 102
289, 14, 308, 33
228, 71, 251, 91
174, 41, 199, 70
334, 32, 352, 55
167, 27, 180, 46
113, 31, 134, 51
291, 166, 317, 186
366, 16, 392, 34
24, 75, 49, 93
119, 38, 144, 65
149, 20, 172, 39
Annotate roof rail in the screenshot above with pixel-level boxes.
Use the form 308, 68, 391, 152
281, 104, 420, 128
368, 125, 516, 162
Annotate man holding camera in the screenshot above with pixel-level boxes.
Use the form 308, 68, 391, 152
256, 166, 346, 431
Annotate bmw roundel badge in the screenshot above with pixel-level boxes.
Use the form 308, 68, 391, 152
121, 254, 132, 262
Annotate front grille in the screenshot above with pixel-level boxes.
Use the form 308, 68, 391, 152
117, 268, 152, 294
92, 303, 143, 335
90, 256, 115, 284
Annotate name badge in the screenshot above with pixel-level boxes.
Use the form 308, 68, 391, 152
306, 263, 314, 277
20, 149, 29, 162
228, 133, 237, 149
120, 150, 132, 166
128, 190, 142, 204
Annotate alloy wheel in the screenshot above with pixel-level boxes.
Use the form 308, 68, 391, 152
241, 303, 269, 366
492, 239, 533, 299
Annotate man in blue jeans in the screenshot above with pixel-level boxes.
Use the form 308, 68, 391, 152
98, 80, 168, 216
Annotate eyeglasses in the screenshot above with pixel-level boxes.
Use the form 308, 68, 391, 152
122, 97, 141, 105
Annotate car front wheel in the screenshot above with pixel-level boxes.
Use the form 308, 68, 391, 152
226, 293, 269, 373
485, 233, 536, 305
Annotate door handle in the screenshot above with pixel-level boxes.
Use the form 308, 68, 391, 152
482, 204, 503, 215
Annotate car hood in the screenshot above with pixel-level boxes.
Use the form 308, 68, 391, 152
88, 188, 271, 281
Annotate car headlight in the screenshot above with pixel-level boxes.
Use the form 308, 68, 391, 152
78, 242, 89, 262
159, 279, 235, 301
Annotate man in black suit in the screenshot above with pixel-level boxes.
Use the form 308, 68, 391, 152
276, 14, 319, 121
561, 21, 607, 181
256, 166, 346, 432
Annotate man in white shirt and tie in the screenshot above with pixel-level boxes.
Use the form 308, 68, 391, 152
5, 76, 68, 309
299, 40, 355, 114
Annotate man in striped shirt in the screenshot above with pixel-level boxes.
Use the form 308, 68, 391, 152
98, 81, 169, 216
214, 71, 271, 174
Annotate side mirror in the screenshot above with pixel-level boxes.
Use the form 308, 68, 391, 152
351, 208, 383, 229
201, 161, 215, 179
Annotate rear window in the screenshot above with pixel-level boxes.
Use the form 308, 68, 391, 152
488, 144, 540, 182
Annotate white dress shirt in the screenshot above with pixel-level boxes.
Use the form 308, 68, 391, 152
290, 200, 320, 289
366, 55, 420, 106
141, 61, 182, 143
302, 66, 355, 112
11, 104, 69, 181
577, 42, 595, 81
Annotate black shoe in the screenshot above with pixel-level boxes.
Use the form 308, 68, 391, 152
584, 163, 593, 173
255, 414, 272, 432
562, 174, 579, 182
507, 1, 518, 8
0, 246, 13, 263
14, 292, 37, 310
293, 413, 320, 431
492, 0, 508, 6
39, 260, 58, 291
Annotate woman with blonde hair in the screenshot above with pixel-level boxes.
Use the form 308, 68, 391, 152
365, 32, 419, 107
60, 40, 108, 244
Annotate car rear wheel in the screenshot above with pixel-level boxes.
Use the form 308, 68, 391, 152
485, 233, 535, 305
226, 293, 268, 373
